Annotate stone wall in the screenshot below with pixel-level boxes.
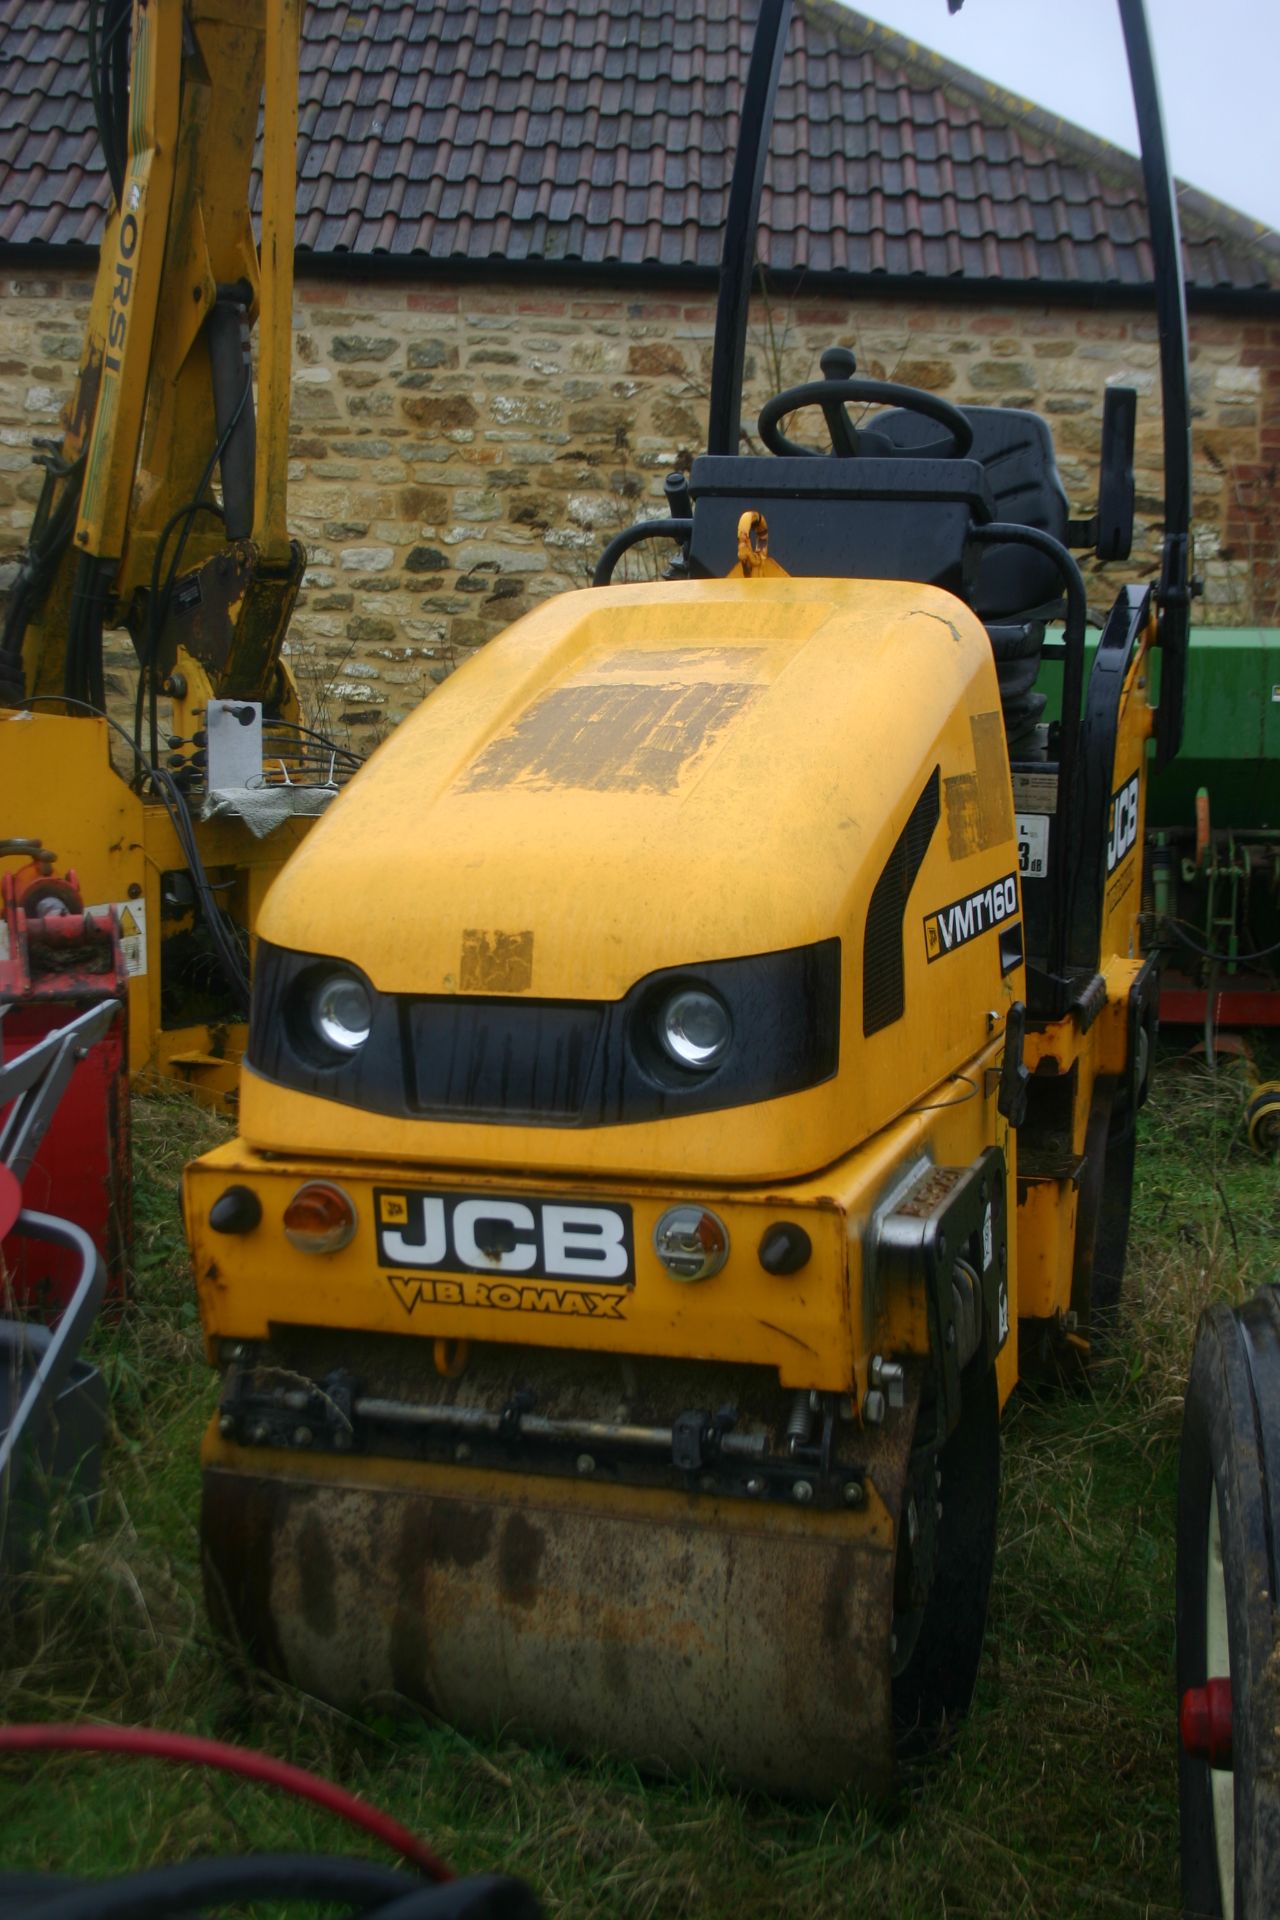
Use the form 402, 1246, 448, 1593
2, 264, 1277, 744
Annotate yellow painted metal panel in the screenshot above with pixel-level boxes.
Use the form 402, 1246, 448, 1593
244, 576, 1027, 1182
76, 2, 182, 559
188, 1032, 1014, 1396
0, 708, 308, 1085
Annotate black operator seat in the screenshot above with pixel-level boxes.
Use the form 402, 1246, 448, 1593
870, 405, 1072, 755
687, 400, 1070, 755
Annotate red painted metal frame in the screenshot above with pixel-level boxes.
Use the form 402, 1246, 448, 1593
1160, 976, 1280, 1028
0, 866, 132, 1312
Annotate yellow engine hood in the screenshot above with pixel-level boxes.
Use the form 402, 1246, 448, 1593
246, 576, 1023, 1179
263, 578, 992, 993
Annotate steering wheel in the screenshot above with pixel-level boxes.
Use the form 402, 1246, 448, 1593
758, 346, 974, 460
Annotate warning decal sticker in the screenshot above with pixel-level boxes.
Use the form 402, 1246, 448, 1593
85, 899, 147, 976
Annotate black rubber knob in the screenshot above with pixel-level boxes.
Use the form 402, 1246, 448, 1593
210, 1185, 263, 1234
819, 346, 857, 380
758, 1223, 813, 1275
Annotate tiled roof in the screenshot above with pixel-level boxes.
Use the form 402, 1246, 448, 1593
1, 0, 1276, 294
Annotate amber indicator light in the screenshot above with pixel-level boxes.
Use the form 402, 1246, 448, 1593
283, 1182, 357, 1253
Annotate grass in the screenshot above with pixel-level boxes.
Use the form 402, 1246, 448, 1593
0, 1048, 1276, 1914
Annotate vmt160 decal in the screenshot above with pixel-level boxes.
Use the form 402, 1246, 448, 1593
924, 873, 1019, 962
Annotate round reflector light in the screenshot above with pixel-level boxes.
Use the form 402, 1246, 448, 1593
284, 1181, 357, 1253
653, 1205, 729, 1281
1180, 1678, 1233, 1770
311, 971, 373, 1054
657, 987, 731, 1070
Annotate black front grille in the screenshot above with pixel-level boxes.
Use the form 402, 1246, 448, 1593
403, 997, 604, 1120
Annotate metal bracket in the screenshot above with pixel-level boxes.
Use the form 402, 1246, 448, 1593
872, 1148, 1009, 1438
997, 999, 1030, 1127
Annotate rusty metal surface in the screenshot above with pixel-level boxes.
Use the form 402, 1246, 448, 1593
457, 681, 762, 796
203, 1413, 915, 1799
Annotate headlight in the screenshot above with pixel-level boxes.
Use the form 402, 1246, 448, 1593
311, 970, 373, 1053
657, 986, 732, 1071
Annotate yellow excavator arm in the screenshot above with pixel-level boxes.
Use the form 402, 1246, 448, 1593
0, 0, 333, 1105
2, 0, 304, 732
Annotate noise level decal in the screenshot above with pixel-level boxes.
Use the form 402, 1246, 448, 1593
923, 873, 1018, 963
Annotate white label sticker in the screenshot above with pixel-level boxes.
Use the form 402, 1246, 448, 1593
1016, 812, 1050, 880
982, 1201, 994, 1271
998, 1277, 1010, 1345
85, 900, 147, 977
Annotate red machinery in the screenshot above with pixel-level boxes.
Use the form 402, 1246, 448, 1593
0, 842, 131, 1313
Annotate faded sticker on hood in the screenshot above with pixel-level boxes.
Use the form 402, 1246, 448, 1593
456, 681, 761, 795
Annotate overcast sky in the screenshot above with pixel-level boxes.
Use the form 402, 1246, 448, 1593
842, 0, 1279, 234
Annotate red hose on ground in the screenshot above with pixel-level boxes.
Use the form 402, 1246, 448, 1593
0, 1724, 454, 1882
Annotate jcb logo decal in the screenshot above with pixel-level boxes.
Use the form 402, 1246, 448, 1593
924, 873, 1018, 962
387, 1274, 627, 1319
1107, 773, 1140, 875
374, 1188, 634, 1284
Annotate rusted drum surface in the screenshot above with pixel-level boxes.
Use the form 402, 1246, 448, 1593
203, 1440, 900, 1799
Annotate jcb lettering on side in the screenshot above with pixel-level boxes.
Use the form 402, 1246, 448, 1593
1106, 772, 1140, 875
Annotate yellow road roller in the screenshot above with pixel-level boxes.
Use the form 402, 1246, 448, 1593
185, 0, 1194, 1797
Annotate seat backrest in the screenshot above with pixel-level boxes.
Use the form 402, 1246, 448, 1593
871, 406, 1070, 618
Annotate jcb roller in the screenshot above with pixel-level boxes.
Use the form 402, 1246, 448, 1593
186, 0, 1193, 1797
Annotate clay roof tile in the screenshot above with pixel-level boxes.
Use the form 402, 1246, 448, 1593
0, 0, 1274, 294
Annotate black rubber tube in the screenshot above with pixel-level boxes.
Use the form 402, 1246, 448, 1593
3, 1860, 540, 1920
12, 1853, 416, 1919
591, 517, 693, 587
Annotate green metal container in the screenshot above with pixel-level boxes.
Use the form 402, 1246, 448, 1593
1040, 627, 1279, 830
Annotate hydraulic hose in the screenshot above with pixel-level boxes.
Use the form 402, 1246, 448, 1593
0, 1726, 540, 1919
0, 1857, 538, 1919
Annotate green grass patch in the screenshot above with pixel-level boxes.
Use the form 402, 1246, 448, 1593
1, 1050, 1275, 1914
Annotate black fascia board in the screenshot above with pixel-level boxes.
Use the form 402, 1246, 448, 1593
4, 239, 1278, 316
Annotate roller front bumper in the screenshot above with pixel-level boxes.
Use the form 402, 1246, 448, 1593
186, 1140, 859, 1392
202, 1422, 910, 1800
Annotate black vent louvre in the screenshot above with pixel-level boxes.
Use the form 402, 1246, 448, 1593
862, 766, 942, 1038
404, 998, 604, 1120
